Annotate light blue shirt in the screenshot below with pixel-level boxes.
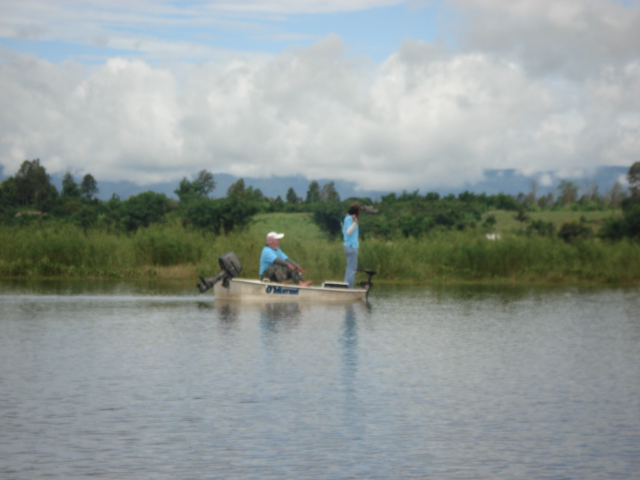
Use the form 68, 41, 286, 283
343, 215, 359, 249
259, 246, 288, 276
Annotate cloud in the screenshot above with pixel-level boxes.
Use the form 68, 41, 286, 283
451, 0, 640, 77
1, 1, 639, 193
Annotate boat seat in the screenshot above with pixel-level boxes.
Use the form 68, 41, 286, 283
321, 281, 350, 289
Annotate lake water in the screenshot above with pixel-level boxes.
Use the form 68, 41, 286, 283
1, 280, 639, 479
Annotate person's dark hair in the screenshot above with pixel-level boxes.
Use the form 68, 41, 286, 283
348, 202, 362, 216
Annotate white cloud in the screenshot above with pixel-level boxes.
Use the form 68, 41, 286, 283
206, 0, 405, 13
451, 0, 640, 77
1, 1, 639, 192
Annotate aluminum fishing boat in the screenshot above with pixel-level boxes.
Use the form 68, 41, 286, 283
213, 278, 369, 302
197, 252, 375, 303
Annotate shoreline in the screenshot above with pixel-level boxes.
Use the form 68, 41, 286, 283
2, 269, 639, 287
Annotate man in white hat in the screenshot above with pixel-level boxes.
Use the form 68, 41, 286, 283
259, 232, 312, 286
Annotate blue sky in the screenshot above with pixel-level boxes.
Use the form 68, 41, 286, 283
1, 2, 449, 63
1, 0, 639, 192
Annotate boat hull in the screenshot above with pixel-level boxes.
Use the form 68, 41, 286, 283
213, 278, 367, 302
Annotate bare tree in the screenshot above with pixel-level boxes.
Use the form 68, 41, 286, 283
320, 181, 340, 203
605, 181, 626, 208
557, 180, 579, 205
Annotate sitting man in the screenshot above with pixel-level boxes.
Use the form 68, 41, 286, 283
260, 231, 312, 287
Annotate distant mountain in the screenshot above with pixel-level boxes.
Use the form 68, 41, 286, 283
0, 164, 631, 202
456, 166, 629, 198
48, 173, 388, 202
81, 166, 630, 202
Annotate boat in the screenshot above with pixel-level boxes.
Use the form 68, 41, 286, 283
197, 252, 375, 303
213, 278, 370, 302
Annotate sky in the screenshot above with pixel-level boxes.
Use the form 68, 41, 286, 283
1, 0, 639, 193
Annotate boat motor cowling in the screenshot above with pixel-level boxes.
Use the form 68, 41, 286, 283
197, 252, 243, 293
218, 251, 242, 278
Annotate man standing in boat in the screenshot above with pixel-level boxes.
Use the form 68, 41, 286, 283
342, 202, 361, 288
260, 232, 313, 287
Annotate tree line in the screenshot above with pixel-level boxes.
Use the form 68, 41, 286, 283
1, 158, 639, 241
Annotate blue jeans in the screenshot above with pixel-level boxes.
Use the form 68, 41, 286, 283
344, 246, 358, 288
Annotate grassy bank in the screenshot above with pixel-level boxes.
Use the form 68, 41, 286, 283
1, 213, 639, 285
484, 208, 622, 234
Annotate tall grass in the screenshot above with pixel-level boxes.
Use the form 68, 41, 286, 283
0, 222, 133, 277
1, 216, 639, 285
0, 219, 208, 278
359, 231, 640, 285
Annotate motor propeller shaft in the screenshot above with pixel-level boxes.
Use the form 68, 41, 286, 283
197, 271, 227, 293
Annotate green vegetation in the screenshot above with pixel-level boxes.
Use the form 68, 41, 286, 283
1, 211, 639, 285
1, 160, 640, 285
484, 209, 621, 235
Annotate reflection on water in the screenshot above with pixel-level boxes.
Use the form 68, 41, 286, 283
260, 302, 303, 334
1, 279, 639, 480
341, 304, 358, 373
340, 304, 363, 445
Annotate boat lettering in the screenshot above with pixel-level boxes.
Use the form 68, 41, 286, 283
265, 285, 300, 295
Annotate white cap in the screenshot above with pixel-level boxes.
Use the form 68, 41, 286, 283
266, 231, 284, 239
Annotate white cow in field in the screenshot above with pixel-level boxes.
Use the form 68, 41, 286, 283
485, 233, 501, 241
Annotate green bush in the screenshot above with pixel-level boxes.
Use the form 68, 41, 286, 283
181, 197, 258, 234
622, 198, 640, 238
526, 220, 555, 237
599, 217, 628, 240
311, 202, 344, 238
558, 221, 593, 243
121, 191, 171, 232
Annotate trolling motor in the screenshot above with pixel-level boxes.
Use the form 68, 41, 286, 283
197, 252, 242, 293
358, 268, 377, 299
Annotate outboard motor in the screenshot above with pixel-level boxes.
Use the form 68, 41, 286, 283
197, 252, 242, 293
357, 268, 377, 299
